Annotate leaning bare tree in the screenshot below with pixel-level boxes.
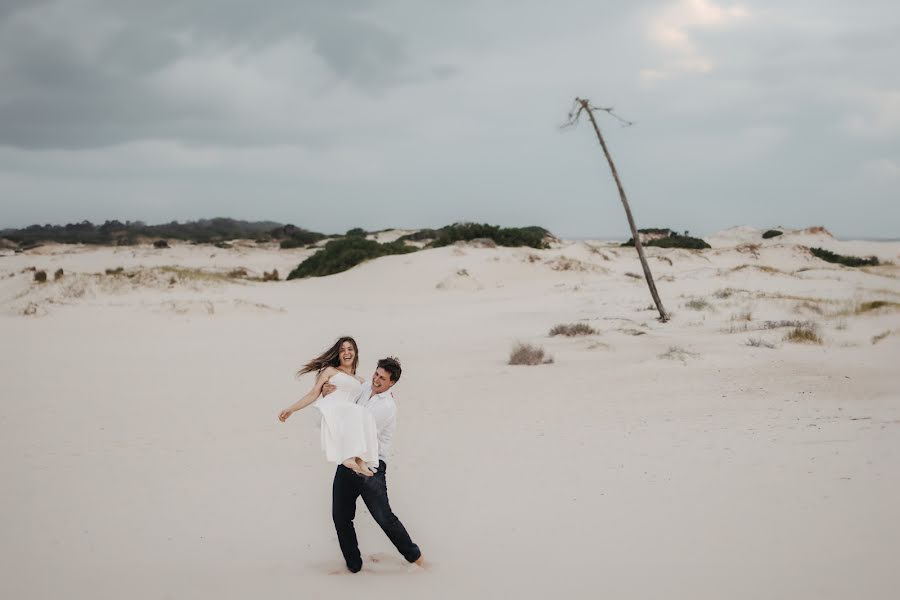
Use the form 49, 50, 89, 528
564, 97, 669, 322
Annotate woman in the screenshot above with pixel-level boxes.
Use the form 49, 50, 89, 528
278, 337, 378, 477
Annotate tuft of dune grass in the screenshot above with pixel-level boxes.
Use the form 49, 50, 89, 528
549, 323, 596, 337
784, 325, 822, 345
509, 342, 553, 366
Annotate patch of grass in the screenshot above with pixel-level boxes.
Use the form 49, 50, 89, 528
54, 268, 64, 280
761, 320, 808, 330
871, 330, 891, 345
784, 325, 822, 344
509, 342, 553, 365
262, 269, 279, 282
713, 287, 744, 299
549, 323, 596, 337
730, 264, 784, 275
685, 298, 711, 311
33, 270, 47, 283
810, 247, 879, 267
733, 311, 753, 322
856, 300, 899, 314
287, 237, 417, 279
746, 337, 776, 348
762, 229, 783, 239
105, 267, 124, 275
658, 346, 698, 362
794, 300, 824, 315
835, 319, 848, 331
158, 266, 240, 283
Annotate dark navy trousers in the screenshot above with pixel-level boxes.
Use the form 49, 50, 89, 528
331, 460, 421, 572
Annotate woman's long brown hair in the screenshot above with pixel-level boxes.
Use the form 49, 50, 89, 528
296, 336, 359, 378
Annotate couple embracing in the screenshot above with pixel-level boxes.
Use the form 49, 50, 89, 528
278, 337, 426, 573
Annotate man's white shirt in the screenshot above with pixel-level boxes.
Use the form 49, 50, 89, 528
354, 381, 397, 462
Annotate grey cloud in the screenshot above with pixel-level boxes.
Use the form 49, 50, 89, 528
0, 0, 447, 150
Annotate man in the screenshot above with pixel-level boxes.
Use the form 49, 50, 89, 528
322, 356, 426, 573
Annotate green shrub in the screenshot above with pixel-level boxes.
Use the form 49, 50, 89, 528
398, 229, 439, 242
427, 223, 550, 249
345, 227, 367, 237
33, 270, 47, 283
762, 229, 783, 239
287, 238, 417, 279
622, 234, 710, 249
810, 247, 879, 267
54, 268, 64, 280
279, 227, 327, 248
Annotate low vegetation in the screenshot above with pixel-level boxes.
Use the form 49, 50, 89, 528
871, 331, 891, 345
410, 223, 551, 249
784, 325, 823, 344
762, 229, 783, 239
279, 226, 327, 248
810, 247, 879, 267
33, 270, 47, 283
746, 337, 776, 349
658, 346, 698, 362
855, 300, 898, 314
622, 230, 711, 249
0, 218, 327, 248
287, 237, 417, 279
549, 323, 596, 337
685, 298, 711, 311
54, 268, 64, 280
508, 342, 553, 365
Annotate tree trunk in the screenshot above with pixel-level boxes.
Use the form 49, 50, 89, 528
578, 98, 669, 322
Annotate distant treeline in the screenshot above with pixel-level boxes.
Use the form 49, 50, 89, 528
0, 218, 325, 247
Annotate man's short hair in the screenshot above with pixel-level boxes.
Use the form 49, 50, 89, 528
377, 356, 402, 382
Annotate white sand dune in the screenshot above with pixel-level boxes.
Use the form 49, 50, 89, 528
1, 230, 899, 599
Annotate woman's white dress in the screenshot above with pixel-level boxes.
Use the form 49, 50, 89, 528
313, 371, 379, 472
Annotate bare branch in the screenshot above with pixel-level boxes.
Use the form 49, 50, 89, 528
590, 105, 634, 127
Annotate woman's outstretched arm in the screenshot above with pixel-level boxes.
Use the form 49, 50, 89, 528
278, 368, 334, 422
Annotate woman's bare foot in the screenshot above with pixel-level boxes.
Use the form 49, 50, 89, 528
355, 457, 376, 476
342, 458, 373, 477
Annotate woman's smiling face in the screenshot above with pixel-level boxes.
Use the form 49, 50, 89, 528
339, 341, 356, 368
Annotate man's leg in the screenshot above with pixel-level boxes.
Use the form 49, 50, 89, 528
359, 461, 422, 563
332, 465, 363, 572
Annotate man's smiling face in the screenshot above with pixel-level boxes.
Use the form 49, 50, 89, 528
371, 367, 396, 394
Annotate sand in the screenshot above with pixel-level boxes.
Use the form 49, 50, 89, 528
1, 227, 899, 599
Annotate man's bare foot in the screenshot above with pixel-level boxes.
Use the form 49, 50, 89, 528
413, 556, 428, 569
342, 458, 373, 477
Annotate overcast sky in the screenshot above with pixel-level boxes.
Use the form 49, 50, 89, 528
1, 0, 898, 238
